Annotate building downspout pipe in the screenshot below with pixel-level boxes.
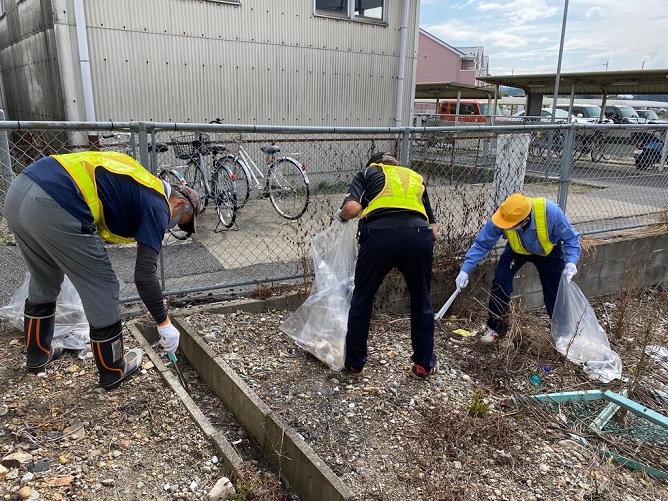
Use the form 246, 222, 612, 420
73, 0, 96, 123
394, 0, 410, 128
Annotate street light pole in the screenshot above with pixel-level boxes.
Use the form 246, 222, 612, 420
550, 0, 570, 123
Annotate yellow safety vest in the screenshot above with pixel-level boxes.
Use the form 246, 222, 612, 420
505, 197, 554, 256
360, 164, 428, 219
52, 151, 168, 244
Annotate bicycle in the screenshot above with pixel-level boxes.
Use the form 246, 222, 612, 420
210, 120, 310, 220
158, 133, 237, 240
572, 130, 611, 162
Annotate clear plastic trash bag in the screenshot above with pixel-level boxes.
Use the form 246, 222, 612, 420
280, 220, 358, 371
0, 272, 91, 356
551, 274, 622, 383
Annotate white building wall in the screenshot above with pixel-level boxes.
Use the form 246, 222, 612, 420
81, 0, 418, 125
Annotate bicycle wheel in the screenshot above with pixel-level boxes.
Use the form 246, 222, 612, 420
211, 165, 236, 229
590, 140, 604, 162
159, 169, 192, 240
183, 161, 206, 200
529, 138, 544, 157
223, 155, 250, 209
267, 158, 309, 220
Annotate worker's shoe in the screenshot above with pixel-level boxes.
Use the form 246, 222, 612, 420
24, 300, 64, 374
480, 327, 499, 344
90, 321, 143, 390
343, 360, 364, 377
408, 360, 439, 381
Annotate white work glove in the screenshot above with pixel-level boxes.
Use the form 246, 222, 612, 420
157, 320, 180, 353
564, 263, 577, 282
455, 270, 469, 289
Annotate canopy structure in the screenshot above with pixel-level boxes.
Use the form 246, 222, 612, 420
478, 69, 668, 116
415, 81, 496, 99
478, 69, 668, 96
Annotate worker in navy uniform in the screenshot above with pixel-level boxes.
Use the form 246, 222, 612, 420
5, 151, 201, 389
455, 193, 581, 343
335, 152, 439, 380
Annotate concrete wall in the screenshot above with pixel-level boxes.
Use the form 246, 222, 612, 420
377, 232, 668, 316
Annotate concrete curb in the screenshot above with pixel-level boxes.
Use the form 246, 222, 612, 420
127, 321, 244, 479
169, 312, 355, 501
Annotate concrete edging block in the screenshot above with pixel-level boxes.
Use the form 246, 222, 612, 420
171, 315, 272, 449
168, 313, 353, 501
127, 321, 244, 477
264, 412, 354, 501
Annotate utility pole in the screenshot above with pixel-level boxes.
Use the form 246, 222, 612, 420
605, 59, 609, 71
550, 0, 569, 123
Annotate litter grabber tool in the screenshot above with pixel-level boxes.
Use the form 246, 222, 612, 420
434, 287, 461, 332
167, 351, 189, 390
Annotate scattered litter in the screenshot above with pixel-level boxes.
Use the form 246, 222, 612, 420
645, 345, 668, 370
452, 328, 474, 337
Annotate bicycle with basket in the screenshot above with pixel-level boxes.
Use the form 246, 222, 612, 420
159, 133, 237, 240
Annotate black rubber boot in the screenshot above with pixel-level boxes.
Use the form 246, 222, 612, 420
24, 300, 64, 374
90, 321, 143, 390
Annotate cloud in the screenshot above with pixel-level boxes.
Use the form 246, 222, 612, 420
420, 0, 668, 73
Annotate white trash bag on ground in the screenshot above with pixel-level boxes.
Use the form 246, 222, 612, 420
280, 220, 358, 371
0, 273, 91, 356
551, 274, 622, 383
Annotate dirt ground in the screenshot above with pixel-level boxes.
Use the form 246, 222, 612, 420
183, 285, 668, 501
1, 285, 667, 501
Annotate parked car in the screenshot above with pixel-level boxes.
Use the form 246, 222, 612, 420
511, 108, 589, 123
555, 104, 611, 123
436, 99, 503, 123
604, 105, 640, 124
632, 131, 665, 169
636, 109, 668, 125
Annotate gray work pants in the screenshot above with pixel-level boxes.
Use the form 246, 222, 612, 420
5, 174, 121, 328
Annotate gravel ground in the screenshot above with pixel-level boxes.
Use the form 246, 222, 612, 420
2, 286, 667, 501
0, 322, 232, 501
181, 287, 668, 501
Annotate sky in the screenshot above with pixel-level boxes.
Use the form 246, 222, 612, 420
419, 0, 668, 75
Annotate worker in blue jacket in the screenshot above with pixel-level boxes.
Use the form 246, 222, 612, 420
5, 151, 200, 389
455, 193, 581, 343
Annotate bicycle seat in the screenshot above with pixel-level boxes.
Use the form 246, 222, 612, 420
150, 142, 169, 153
261, 146, 281, 155
207, 144, 228, 155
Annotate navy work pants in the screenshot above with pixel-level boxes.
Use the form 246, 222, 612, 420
345, 223, 435, 371
487, 243, 565, 334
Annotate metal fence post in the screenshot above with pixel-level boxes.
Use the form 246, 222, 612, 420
557, 126, 576, 211
399, 128, 410, 166
137, 122, 150, 172
0, 110, 14, 201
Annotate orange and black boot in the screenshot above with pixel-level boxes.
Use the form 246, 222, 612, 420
90, 321, 143, 390
25, 300, 64, 373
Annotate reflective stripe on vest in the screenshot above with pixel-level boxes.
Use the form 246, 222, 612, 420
360, 164, 428, 219
505, 197, 554, 256
52, 151, 167, 244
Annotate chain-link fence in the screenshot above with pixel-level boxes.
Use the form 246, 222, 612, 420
0, 119, 667, 302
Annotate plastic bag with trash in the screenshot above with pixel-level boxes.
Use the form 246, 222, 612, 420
551, 274, 622, 383
279, 220, 358, 371
0, 272, 91, 357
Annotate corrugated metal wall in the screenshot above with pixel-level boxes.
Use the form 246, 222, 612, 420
83, 0, 418, 125
0, 0, 66, 120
